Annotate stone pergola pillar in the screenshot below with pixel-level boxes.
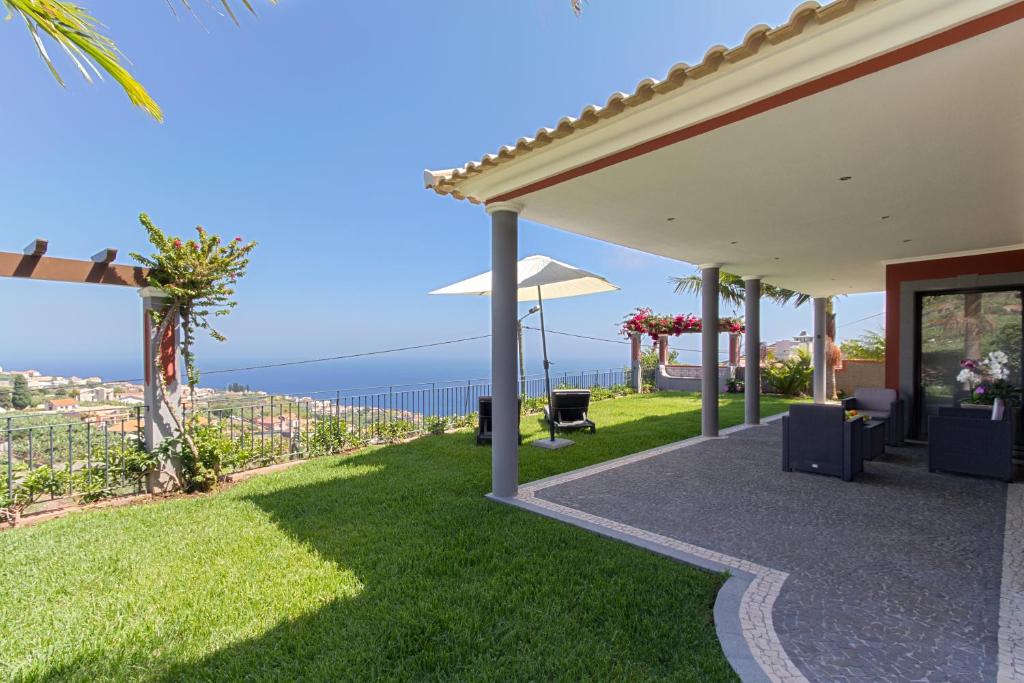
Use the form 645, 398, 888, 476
813, 296, 827, 403
488, 203, 520, 498
700, 264, 720, 437
139, 286, 182, 492
728, 334, 741, 367
629, 333, 642, 392
657, 334, 670, 366
743, 277, 761, 425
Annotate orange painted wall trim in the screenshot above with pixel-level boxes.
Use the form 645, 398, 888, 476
884, 250, 1024, 390
486, 1, 1024, 205
143, 313, 178, 387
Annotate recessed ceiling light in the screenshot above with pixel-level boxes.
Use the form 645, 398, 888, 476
839, 176, 853, 181
666, 217, 675, 222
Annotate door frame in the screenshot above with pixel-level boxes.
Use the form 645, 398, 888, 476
912, 285, 1024, 438
898, 270, 1024, 441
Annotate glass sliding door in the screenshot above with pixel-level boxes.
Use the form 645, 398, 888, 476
916, 288, 1022, 438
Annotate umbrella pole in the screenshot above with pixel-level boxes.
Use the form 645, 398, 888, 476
537, 285, 555, 442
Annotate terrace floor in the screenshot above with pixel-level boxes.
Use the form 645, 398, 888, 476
511, 419, 1020, 683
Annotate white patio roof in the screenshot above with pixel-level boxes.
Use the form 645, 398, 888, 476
425, 0, 1024, 296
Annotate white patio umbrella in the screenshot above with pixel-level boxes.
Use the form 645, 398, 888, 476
430, 255, 619, 444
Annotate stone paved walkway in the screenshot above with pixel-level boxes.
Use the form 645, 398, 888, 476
528, 422, 1010, 682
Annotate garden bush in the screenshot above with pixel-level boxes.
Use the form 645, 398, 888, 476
763, 349, 813, 396
425, 416, 449, 435
304, 419, 352, 457
371, 419, 416, 444
0, 465, 67, 526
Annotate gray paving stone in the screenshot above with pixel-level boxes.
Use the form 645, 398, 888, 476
535, 422, 1006, 683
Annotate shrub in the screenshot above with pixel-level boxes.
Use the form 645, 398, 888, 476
304, 418, 352, 457
0, 465, 68, 526
521, 397, 547, 415
372, 420, 416, 444
840, 329, 885, 361
120, 442, 158, 483
425, 416, 449, 435
161, 423, 244, 493
763, 349, 813, 396
72, 465, 114, 504
640, 346, 679, 370
448, 413, 477, 430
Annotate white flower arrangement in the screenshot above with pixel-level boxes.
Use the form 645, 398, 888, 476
957, 367, 981, 385
959, 349, 1018, 406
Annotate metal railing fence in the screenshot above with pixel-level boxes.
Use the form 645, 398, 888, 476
3, 407, 147, 509
3, 367, 640, 514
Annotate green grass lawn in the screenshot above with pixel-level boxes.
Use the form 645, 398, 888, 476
0, 393, 794, 682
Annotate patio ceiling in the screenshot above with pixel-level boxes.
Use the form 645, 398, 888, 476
425, 0, 1024, 297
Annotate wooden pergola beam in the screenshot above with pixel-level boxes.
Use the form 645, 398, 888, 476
0, 251, 149, 287
23, 239, 48, 256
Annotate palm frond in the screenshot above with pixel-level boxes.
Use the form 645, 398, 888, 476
671, 269, 819, 309
4, 0, 162, 120
764, 285, 812, 308
4, 0, 277, 121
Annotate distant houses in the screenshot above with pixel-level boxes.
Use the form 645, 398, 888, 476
45, 398, 79, 412
79, 387, 115, 403
765, 331, 814, 361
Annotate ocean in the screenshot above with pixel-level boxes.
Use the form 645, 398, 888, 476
27, 350, 650, 398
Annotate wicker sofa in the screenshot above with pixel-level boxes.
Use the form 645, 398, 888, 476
928, 406, 1014, 482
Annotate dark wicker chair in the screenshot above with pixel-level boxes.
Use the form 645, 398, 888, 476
544, 390, 596, 434
782, 404, 864, 481
476, 396, 523, 446
928, 406, 1014, 482
841, 387, 905, 445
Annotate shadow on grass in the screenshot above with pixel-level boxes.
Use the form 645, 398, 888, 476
144, 405, 750, 681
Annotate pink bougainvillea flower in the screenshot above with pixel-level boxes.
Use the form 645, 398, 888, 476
234, 236, 243, 242
173, 239, 182, 249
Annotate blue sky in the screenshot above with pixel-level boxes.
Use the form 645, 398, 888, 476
0, 0, 884, 384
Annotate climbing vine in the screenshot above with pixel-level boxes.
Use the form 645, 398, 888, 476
131, 213, 256, 489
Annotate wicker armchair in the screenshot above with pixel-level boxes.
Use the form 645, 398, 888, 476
783, 404, 864, 482
841, 387, 905, 445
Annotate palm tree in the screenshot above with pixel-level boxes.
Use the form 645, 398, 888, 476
671, 271, 841, 399
2, 0, 277, 122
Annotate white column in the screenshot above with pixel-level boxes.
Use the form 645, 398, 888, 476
743, 277, 761, 425
700, 264, 720, 437
813, 296, 827, 404
139, 286, 183, 491
488, 203, 520, 498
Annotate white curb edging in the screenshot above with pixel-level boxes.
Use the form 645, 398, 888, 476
998, 483, 1024, 682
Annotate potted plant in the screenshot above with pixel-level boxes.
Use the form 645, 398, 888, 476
957, 351, 1022, 446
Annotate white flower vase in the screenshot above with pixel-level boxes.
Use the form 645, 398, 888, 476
992, 398, 1006, 421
